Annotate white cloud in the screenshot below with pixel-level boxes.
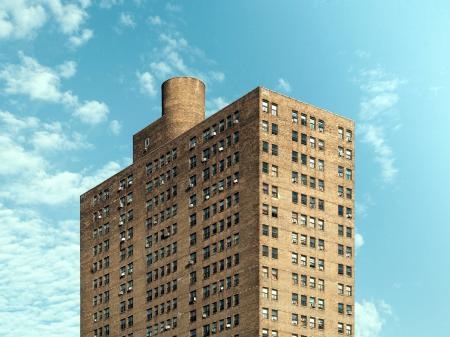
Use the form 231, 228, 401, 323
0, 204, 80, 337
0, 53, 109, 124
360, 124, 398, 182
206, 97, 228, 115
356, 300, 392, 337
0, 1, 92, 47
165, 3, 182, 12
109, 119, 122, 135
119, 12, 136, 28
277, 78, 291, 93
74, 100, 109, 124
137, 71, 157, 97
148, 15, 162, 26
357, 67, 404, 183
355, 232, 365, 250
99, 0, 124, 8
68, 28, 93, 47
57, 60, 77, 78
137, 28, 225, 94
0, 1, 47, 39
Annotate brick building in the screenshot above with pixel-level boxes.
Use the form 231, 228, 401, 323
80, 77, 355, 337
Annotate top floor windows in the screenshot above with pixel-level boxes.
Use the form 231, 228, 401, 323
292, 110, 298, 123
262, 100, 269, 113
338, 127, 344, 139
346, 130, 353, 142
318, 119, 325, 132
300, 113, 307, 126
271, 104, 278, 116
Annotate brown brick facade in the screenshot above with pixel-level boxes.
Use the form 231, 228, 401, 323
80, 77, 354, 337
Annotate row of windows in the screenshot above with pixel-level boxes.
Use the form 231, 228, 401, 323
93, 290, 110, 306
200, 213, 240, 240
145, 316, 178, 336
91, 256, 110, 273
201, 193, 239, 220
118, 174, 134, 191
93, 307, 109, 322
92, 188, 110, 205
120, 298, 134, 314
199, 132, 239, 162
145, 224, 177, 247
93, 239, 109, 256
147, 297, 177, 320
292, 131, 326, 152
93, 206, 110, 221
145, 168, 177, 193
92, 223, 110, 239
292, 192, 325, 210
291, 172, 326, 190
144, 149, 177, 175
200, 314, 240, 336
146, 204, 178, 226
146, 279, 177, 300
119, 262, 134, 278
200, 294, 240, 319
200, 111, 240, 144
93, 274, 110, 289
146, 242, 177, 266
119, 280, 134, 296
202, 274, 240, 298
119, 244, 134, 261
201, 254, 240, 280
202, 234, 240, 259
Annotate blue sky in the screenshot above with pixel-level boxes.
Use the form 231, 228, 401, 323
0, 1, 449, 336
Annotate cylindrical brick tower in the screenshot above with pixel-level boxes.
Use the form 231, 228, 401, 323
161, 77, 205, 141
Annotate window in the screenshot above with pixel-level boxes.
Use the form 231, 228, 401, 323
262, 162, 269, 174
262, 224, 269, 236
262, 120, 269, 132
318, 119, 325, 132
309, 117, 316, 130
262, 245, 269, 257
271, 289, 278, 300
271, 165, 278, 177
292, 192, 298, 204
262, 183, 269, 195
309, 137, 315, 149
291, 171, 298, 183
338, 127, 344, 139
262, 307, 269, 319
271, 247, 278, 259
346, 130, 352, 142
292, 110, 298, 123
262, 204, 269, 215
292, 151, 298, 162
262, 141, 269, 153
271, 206, 278, 218
271, 227, 278, 238
271, 309, 278, 321
345, 168, 352, 180
346, 149, 352, 160
291, 252, 298, 264
262, 100, 269, 113
262, 266, 269, 278
262, 287, 269, 298
300, 113, 307, 126
271, 144, 278, 156
292, 130, 298, 142
346, 188, 352, 199
271, 123, 278, 135
271, 103, 278, 116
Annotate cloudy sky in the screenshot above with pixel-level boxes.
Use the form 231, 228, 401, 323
1, 1, 450, 336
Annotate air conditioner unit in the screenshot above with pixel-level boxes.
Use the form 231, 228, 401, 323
189, 183, 195, 188
127, 286, 133, 291
193, 296, 197, 302
119, 220, 124, 225
218, 186, 224, 191
145, 242, 150, 248
292, 178, 298, 183
205, 195, 210, 200
118, 186, 123, 191
201, 157, 207, 162
346, 214, 352, 219
120, 272, 125, 277
319, 266, 324, 271
120, 237, 126, 242
202, 313, 207, 318
211, 131, 217, 136
292, 219, 298, 224
233, 178, 238, 183
219, 286, 224, 291
319, 246, 324, 250
98, 214, 102, 219
310, 304, 315, 308
226, 323, 231, 328
271, 317, 277, 321
94, 318, 97, 322
119, 290, 124, 295
234, 119, 239, 124
153, 219, 158, 224
218, 146, 224, 152
189, 203, 194, 208
292, 321, 298, 326
165, 325, 171, 330
346, 253, 351, 258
